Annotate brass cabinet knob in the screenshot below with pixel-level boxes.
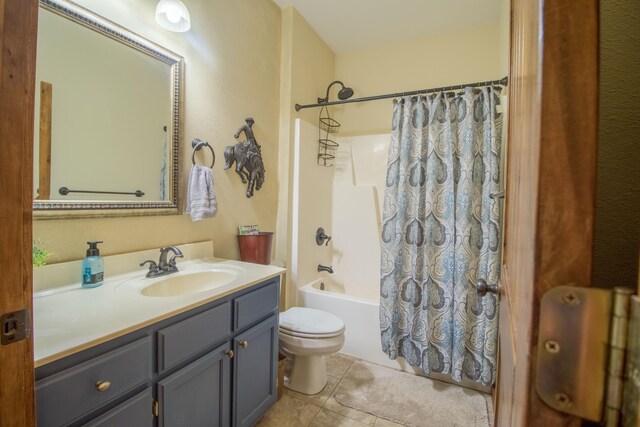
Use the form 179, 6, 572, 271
240, 340, 248, 349
225, 349, 234, 359
95, 381, 111, 392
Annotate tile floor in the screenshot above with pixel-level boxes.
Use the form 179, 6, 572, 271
256, 353, 494, 427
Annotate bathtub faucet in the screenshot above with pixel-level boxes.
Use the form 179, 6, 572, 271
317, 264, 334, 274
316, 227, 332, 246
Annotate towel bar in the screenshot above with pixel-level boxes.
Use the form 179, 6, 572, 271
191, 138, 215, 168
58, 187, 144, 197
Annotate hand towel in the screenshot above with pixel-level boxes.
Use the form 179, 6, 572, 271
186, 164, 217, 221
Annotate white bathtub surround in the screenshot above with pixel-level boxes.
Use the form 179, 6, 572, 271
290, 120, 336, 296
290, 119, 389, 305
333, 134, 389, 220
330, 184, 380, 297
330, 136, 389, 299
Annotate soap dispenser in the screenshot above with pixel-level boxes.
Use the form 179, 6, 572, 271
82, 241, 104, 288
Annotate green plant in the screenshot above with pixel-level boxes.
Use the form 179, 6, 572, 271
32, 240, 52, 268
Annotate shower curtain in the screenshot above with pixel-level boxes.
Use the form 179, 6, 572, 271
380, 86, 503, 386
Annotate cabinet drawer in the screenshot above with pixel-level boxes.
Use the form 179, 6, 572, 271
158, 302, 231, 372
234, 280, 279, 331
83, 388, 153, 427
36, 336, 152, 427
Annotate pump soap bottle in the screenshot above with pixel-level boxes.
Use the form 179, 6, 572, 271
82, 241, 104, 288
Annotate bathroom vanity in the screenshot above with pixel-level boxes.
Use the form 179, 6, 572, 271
33, 243, 284, 427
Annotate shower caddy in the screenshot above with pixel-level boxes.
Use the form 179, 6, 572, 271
317, 105, 339, 167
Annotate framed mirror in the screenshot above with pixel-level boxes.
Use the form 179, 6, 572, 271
34, 0, 183, 217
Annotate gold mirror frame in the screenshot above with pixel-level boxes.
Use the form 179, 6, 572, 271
34, 0, 183, 218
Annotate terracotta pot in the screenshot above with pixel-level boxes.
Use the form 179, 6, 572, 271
237, 232, 273, 265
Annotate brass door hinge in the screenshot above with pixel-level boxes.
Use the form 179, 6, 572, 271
153, 400, 159, 418
535, 286, 637, 426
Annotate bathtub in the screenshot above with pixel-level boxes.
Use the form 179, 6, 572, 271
299, 276, 386, 364
298, 276, 491, 393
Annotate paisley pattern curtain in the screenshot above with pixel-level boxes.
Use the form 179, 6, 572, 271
380, 86, 503, 386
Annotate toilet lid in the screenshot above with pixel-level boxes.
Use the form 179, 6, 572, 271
279, 307, 345, 336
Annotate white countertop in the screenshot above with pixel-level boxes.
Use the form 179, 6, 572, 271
34, 258, 285, 368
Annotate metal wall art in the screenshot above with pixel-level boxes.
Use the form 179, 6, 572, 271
224, 117, 265, 198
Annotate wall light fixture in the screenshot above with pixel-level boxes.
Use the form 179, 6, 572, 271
155, 0, 191, 32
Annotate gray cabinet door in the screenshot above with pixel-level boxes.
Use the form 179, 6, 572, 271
158, 344, 230, 427
233, 314, 278, 427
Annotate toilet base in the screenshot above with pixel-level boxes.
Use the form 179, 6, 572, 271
283, 354, 328, 395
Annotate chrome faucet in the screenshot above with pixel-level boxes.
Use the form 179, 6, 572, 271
159, 246, 183, 273
140, 260, 160, 277
317, 264, 334, 274
140, 246, 184, 278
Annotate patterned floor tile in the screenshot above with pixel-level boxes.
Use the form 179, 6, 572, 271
256, 394, 321, 427
327, 353, 355, 378
310, 408, 372, 427
323, 395, 377, 425
286, 374, 340, 407
373, 417, 405, 427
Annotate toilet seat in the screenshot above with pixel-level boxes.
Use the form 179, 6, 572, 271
279, 327, 344, 339
279, 307, 345, 337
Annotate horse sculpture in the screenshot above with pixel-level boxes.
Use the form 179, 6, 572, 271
224, 118, 265, 198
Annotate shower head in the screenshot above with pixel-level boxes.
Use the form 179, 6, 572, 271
338, 85, 354, 100
318, 80, 354, 104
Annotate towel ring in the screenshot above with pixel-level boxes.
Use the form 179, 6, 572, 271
191, 138, 215, 168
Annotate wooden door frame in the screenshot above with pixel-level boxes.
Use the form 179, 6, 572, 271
0, 0, 38, 426
498, 0, 599, 425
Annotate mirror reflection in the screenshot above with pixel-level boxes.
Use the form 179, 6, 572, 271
33, 0, 182, 213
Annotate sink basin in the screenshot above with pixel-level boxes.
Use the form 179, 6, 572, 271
140, 270, 237, 297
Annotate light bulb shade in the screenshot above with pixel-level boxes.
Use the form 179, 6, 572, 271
155, 0, 191, 32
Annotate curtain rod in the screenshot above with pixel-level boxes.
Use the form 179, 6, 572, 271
295, 76, 508, 111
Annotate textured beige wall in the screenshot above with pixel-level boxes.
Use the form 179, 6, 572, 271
333, 23, 502, 136
276, 8, 334, 275
592, 0, 640, 286
33, 0, 282, 263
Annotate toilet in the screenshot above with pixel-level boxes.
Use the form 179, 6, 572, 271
279, 307, 345, 395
